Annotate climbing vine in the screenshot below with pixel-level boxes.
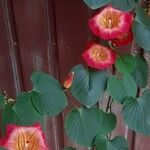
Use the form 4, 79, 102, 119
0, 0, 150, 150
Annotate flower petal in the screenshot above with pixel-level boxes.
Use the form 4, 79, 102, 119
64, 72, 74, 89
111, 29, 133, 46
88, 6, 133, 40
82, 42, 116, 69
0, 123, 49, 150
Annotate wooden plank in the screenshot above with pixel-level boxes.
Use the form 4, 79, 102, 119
0, 0, 23, 136
0, 0, 23, 96
54, 0, 90, 149
11, 0, 64, 149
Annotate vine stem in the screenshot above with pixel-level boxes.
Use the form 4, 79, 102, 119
105, 96, 112, 113
105, 42, 116, 113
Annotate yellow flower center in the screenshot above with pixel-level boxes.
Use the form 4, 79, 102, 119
8, 128, 43, 150
99, 11, 120, 29
90, 46, 108, 62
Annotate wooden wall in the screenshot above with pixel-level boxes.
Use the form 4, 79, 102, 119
0, 0, 150, 149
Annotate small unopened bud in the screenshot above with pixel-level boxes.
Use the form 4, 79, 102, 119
63, 72, 74, 89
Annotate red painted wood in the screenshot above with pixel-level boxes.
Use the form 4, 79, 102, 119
0, 0, 149, 149
9, 0, 64, 149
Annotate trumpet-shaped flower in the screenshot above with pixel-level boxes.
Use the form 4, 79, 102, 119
82, 42, 116, 69
111, 29, 133, 46
88, 6, 133, 40
0, 123, 48, 150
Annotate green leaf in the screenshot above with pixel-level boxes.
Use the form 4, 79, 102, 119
132, 55, 149, 88
115, 54, 136, 75
107, 74, 137, 103
63, 147, 76, 150
82, 0, 139, 11
111, 0, 139, 11
70, 65, 108, 108
1, 104, 20, 135
98, 110, 117, 135
0, 148, 7, 150
13, 92, 45, 126
0, 92, 5, 109
82, 0, 111, 9
133, 8, 150, 51
31, 71, 68, 116
65, 107, 101, 146
122, 89, 150, 135
95, 135, 129, 150
135, 7, 150, 29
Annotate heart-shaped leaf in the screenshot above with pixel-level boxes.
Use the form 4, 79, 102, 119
122, 89, 150, 135
13, 92, 45, 126
111, 0, 139, 11
82, 0, 111, 9
95, 135, 129, 150
98, 110, 117, 135
107, 74, 137, 103
65, 107, 102, 146
31, 72, 68, 116
70, 65, 108, 107
115, 54, 136, 75
1, 104, 20, 135
82, 0, 139, 11
133, 8, 150, 51
132, 55, 149, 88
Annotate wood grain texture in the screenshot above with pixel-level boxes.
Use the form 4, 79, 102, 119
9, 0, 64, 149
0, 0, 150, 149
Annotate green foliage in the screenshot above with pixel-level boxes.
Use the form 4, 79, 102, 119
65, 107, 117, 147
115, 54, 136, 75
63, 147, 76, 150
107, 74, 137, 103
132, 55, 149, 88
0, 92, 5, 109
82, 0, 139, 11
31, 72, 68, 116
122, 89, 150, 135
70, 65, 108, 108
1, 103, 20, 135
82, 0, 111, 9
98, 110, 117, 135
133, 8, 150, 51
13, 92, 45, 126
65, 107, 102, 146
95, 135, 129, 150
111, 0, 139, 11
0, 148, 7, 150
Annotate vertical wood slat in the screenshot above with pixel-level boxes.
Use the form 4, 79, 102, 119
54, 0, 90, 149
0, 0, 23, 137
9, 0, 64, 149
44, 0, 64, 149
0, 0, 23, 96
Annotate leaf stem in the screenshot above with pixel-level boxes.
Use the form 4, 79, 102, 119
105, 96, 112, 113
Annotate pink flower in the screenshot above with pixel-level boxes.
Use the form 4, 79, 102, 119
88, 6, 133, 40
0, 123, 49, 150
111, 29, 133, 46
82, 42, 116, 69
63, 72, 74, 89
